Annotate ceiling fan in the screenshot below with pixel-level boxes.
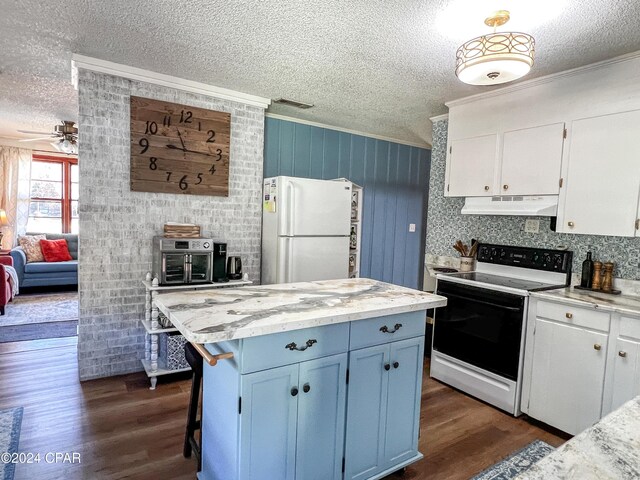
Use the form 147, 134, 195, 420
18, 120, 78, 154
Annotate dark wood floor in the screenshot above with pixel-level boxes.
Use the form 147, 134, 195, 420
0, 339, 567, 480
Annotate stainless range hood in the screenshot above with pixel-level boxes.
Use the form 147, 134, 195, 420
461, 195, 559, 216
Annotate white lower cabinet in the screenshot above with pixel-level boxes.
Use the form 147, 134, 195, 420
523, 299, 640, 435
527, 318, 608, 435
607, 316, 640, 414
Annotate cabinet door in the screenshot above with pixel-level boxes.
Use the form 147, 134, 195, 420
501, 123, 565, 195
610, 337, 640, 412
239, 364, 298, 480
559, 110, 640, 236
528, 318, 608, 435
446, 134, 497, 197
296, 353, 348, 480
344, 344, 390, 480
384, 337, 424, 466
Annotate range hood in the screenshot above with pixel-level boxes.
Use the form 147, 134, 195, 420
461, 195, 559, 216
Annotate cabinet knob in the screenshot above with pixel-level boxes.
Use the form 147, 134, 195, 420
393, 361, 399, 369
503, 184, 509, 190
291, 387, 299, 396
484, 185, 490, 191
384, 363, 391, 371
594, 344, 602, 351
619, 351, 627, 358
303, 383, 311, 393
566, 312, 573, 319
568, 221, 575, 227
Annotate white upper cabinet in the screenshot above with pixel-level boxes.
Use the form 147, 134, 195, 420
557, 109, 640, 236
501, 123, 565, 196
446, 134, 497, 197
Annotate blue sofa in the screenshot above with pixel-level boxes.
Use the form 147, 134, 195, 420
10, 233, 78, 288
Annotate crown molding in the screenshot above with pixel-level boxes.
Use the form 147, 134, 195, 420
445, 49, 640, 108
71, 54, 271, 109
429, 114, 449, 123
265, 113, 431, 149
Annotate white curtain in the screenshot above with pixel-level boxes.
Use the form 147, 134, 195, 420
0, 146, 32, 248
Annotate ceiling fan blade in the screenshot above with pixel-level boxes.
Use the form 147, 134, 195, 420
18, 136, 58, 142
17, 129, 54, 135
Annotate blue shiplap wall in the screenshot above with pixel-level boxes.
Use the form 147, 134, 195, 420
264, 117, 431, 289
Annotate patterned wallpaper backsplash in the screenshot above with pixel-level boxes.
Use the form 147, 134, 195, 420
426, 119, 640, 280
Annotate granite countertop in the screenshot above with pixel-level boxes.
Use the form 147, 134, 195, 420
153, 278, 448, 344
516, 396, 640, 479
531, 288, 640, 316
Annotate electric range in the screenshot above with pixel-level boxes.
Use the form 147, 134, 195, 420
430, 243, 573, 416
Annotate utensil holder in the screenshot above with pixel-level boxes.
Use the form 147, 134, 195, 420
459, 256, 475, 272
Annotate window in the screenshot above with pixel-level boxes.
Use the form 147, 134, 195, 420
27, 155, 78, 234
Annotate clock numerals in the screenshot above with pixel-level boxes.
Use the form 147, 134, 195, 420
207, 130, 216, 143
214, 148, 222, 161
209, 165, 216, 175
179, 110, 193, 124
196, 173, 203, 185
145, 121, 158, 135
149, 157, 158, 171
163, 115, 171, 127
179, 175, 189, 191
139, 138, 149, 154
166, 172, 172, 181
198, 121, 201, 132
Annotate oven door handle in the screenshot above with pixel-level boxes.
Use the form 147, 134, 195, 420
439, 291, 522, 312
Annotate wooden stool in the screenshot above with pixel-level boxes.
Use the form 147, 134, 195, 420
183, 342, 203, 471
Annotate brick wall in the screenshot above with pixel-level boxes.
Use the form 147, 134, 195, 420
77, 70, 265, 380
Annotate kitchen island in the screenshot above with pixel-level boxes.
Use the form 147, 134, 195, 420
154, 278, 447, 480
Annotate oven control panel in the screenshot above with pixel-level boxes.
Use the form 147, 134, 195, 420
476, 244, 573, 273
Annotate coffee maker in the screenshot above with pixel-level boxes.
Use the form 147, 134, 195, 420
212, 242, 228, 282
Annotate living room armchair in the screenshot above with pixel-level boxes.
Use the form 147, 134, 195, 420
0, 255, 14, 315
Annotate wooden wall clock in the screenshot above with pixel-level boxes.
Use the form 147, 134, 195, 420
130, 96, 231, 196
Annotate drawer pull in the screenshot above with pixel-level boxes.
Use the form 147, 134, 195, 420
568, 221, 575, 227
503, 184, 509, 190
484, 185, 490, 191
380, 323, 403, 334
291, 387, 298, 396
393, 361, 399, 369
384, 363, 391, 371
303, 383, 311, 393
619, 351, 627, 358
594, 344, 602, 351
285, 339, 317, 351
566, 312, 573, 319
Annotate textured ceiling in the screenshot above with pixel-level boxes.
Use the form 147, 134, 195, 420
1, 0, 640, 148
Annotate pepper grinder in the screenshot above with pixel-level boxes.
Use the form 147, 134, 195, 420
591, 261, 603, 290
601, 262, 614, 293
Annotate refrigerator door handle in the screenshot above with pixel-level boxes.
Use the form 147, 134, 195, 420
286, 180, 295, 236
285, 237, 294, 282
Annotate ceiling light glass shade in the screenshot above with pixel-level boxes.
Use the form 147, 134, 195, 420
51, 137, 78, 155
456, 32, 535, 85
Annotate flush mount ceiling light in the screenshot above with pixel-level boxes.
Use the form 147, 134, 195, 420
455, 10, 535, 86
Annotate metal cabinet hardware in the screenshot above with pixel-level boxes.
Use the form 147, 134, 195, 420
380, 323, 403, 334
393, 362, 400, 369
384, 363, 391, 371
503, 184, 509, 190
619, 351, 627, 358
594, 344, 602, 351
484, 185, 490, 191
568, 221, 575, 227
566, 313, 573, 319
291, 387, 299, 396
285, 339, 317, 351
303, 383, 311, 393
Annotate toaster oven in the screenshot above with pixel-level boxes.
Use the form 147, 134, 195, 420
152, 236, 213, 285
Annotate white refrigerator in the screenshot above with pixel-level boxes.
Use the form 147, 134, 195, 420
261, 176, 352, 284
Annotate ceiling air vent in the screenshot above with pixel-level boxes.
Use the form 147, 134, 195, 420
273, 98, 314, 109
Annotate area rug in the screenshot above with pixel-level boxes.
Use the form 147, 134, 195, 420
0, 320, 78, 343
0, 407, 24, 480
471, 440, 555, 480
1, 292, 78, 327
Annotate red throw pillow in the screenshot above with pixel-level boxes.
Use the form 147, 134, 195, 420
40, 239, 73, 262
